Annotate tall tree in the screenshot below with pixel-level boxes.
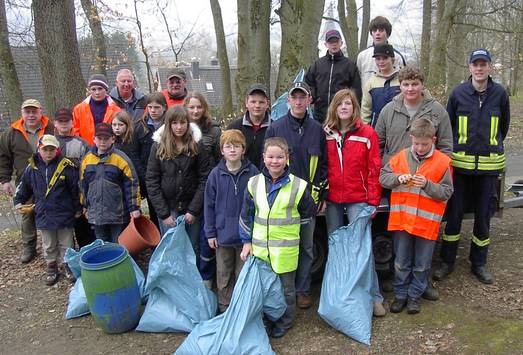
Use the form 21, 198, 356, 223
156, 0, 196, 62
80, 0, 107, 76
420, 0, 432, 75
236, 0, 271, 109
132, 0, 152, 92
32, 0, 86, 115
210, 0, 233, 117
338, 0, 358, 59
275, 0, 325, 97
0, 0, 23, 120
359, 0, 371, 51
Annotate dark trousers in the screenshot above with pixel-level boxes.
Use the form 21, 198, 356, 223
93, 223, 127, 243
442, 173, 497, 267
74, 215, 96, 248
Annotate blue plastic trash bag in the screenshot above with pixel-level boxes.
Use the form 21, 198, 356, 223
318, 206, 376, 345
136, 216, 217, 332
271, 69, 314, 121
175, 256, 286, 355
64, 240, 146, 319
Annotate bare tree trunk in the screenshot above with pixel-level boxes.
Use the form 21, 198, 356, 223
359, 0, 370, 51
236, 0, 271, 110
0, 0, 22, 120
446, 23, 466, 91
133, 0, 152, 92
339, 0, 358, 59
511, 9, 523, 96
420, 0, 431, 76
275, 0, 325, 97
33, 0, 86, 115
80, 0, 107, 76
210, 0, 233, 117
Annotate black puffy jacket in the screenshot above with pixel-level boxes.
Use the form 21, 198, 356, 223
199, 119, 222, 167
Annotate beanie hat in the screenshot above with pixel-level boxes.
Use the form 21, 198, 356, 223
88, 74, 109, 90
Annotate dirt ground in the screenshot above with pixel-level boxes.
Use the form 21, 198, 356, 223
1, 101, 523, 354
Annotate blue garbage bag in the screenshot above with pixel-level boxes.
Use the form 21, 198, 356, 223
136, 216, 217, 332
318, 206, 376, 345
271, 69, 314, 121
175, 256, 286, 355
64, 240, 146, 319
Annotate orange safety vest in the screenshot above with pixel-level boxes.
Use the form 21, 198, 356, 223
388, 149, 451, 241
72, 96, 121, 146
161, 89, 185, 108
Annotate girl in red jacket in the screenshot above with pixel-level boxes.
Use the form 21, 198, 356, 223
323, 88, 385, 316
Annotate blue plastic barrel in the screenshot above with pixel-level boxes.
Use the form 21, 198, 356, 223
80, 243, 141, 333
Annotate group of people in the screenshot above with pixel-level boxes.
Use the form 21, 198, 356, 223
0, 14, 510, 340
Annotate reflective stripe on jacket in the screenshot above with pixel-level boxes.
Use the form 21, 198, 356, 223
388, 149, 451, 240
248, 173, 307, 274
72, 96, 121, 146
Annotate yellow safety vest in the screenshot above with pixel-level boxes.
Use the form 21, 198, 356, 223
248, 173, 307, 274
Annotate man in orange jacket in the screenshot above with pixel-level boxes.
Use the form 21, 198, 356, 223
73, 74, 121, 145
161, 68, 188, 107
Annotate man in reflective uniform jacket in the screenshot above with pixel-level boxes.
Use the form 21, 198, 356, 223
434, 49, 510, 284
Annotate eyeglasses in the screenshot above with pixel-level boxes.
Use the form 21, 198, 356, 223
222, 144, 243, 150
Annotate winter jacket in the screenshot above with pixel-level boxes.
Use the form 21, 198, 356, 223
145, 123, 211, 220
0, 116, 54, 184
114, 136, 142, 181
265, 111, 328, 190
226, 111, 271, 170
361, 70, 401, 126
357, 44, 406, 87
447, 77, 510, 175
375, 92, 453, 166
132, 118, 155, 195
305, 50, 362, 123
80, 145, 140, 225
200, 119, 222, 167
324, 119, 382, 206
55, 134, 89, 167
161, 89, 187, 108
14, 153, 81, 229
72, 96, 121, 145
109, 87, 148, 121
204, 158, 259, 246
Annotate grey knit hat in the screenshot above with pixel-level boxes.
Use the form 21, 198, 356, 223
88, 74, 109, 90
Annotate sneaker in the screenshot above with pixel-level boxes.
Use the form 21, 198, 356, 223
390, 297, 407, 313
20, 248, 36, 264
296, 294, 312, 309
44, 262, 59, 286
406, 298, 421, 314
471, 266, 494, 284
433, 262, 454, 281
271, 326, 288, 338
421, 283, 439, 301
373, 301, 387, 317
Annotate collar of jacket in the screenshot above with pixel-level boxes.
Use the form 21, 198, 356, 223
152, 121, 202, 144
463, 76, 494, 95
324, 118, 363, 139
261, 165, 290, 184
286, 110, 311, 130
29, 150, 63, 169
242, 111, 271, 128
11, 115, 50, 141
218, 158, 253, 175
109, 86, 145, 104
392, 91, 434, 114
90, 144, 114, 158
324, 50, 345, 61
82, 95, 117, 106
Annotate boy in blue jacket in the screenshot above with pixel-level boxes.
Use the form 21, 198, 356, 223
204, 129, 259, 313
14, 135, 81, 285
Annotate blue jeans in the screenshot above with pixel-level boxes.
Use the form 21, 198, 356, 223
158, 211, 201, 258
393, 230, 436, 300
295, 217, 315, 296
325, 202, 383, 302
93, 223, 127, 243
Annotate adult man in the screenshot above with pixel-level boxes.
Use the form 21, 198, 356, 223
109, 69, 147, 121
357, 16, 406, 87
305, 29, 361, 124
0, 99, 54, 263
434, 49, 510, 284
161, 68, 188, 107
265, 82, 328, 309
227, 84, 271, 169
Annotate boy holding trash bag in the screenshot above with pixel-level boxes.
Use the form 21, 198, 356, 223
379, 118, 453, 314
239, 137, 315, 338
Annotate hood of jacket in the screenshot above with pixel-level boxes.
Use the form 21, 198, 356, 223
152, 122, 202, 144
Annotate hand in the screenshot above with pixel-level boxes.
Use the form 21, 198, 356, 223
2, 182, 13, 196
83, 208, 88, 219
162, 215, 176, 227
184, 212, 195, 224
208, 238, 218, 249
240, 243, 252, 261
398, 174, 413, 184
412, 174, 427, 188
317, 200, 327, 214
74, 211, 82, 218
130, 210, 142, 219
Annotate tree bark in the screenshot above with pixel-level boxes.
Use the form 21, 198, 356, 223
275, 0, 325, 97
339, 0, 358, 59
210, 0, 233, 117
420, 0, 432, 76
236, 0, 271, 110
359, 0, 370, 51
32, 0, 86, 116
0, 0, 23, 121
133, 0, 152, 92
446, 23, 467, 91
80, 0, 107, 76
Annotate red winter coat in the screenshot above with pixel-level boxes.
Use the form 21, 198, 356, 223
325, 119, 382, 206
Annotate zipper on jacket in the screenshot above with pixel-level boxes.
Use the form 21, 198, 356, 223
360, 171, 368, 200
328, 54, 335, 105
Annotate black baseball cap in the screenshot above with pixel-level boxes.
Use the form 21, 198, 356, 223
94, 123, 114, 137
373, 44, 395, 58
325, 29, 341, 41
246, 83, 269, 98
288, 81, 311, 96
167, 68, 186, 81
469, 48, 491, 63
54, 108, 73, 121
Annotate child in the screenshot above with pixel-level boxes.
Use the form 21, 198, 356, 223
14, 134, 81, 285
239, 137, 315, 338
379, 118, 453, 314
80, 123, 141, 242
112, 111, 142, 178
145, 106, 211, 257
204, 129, 259, 312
